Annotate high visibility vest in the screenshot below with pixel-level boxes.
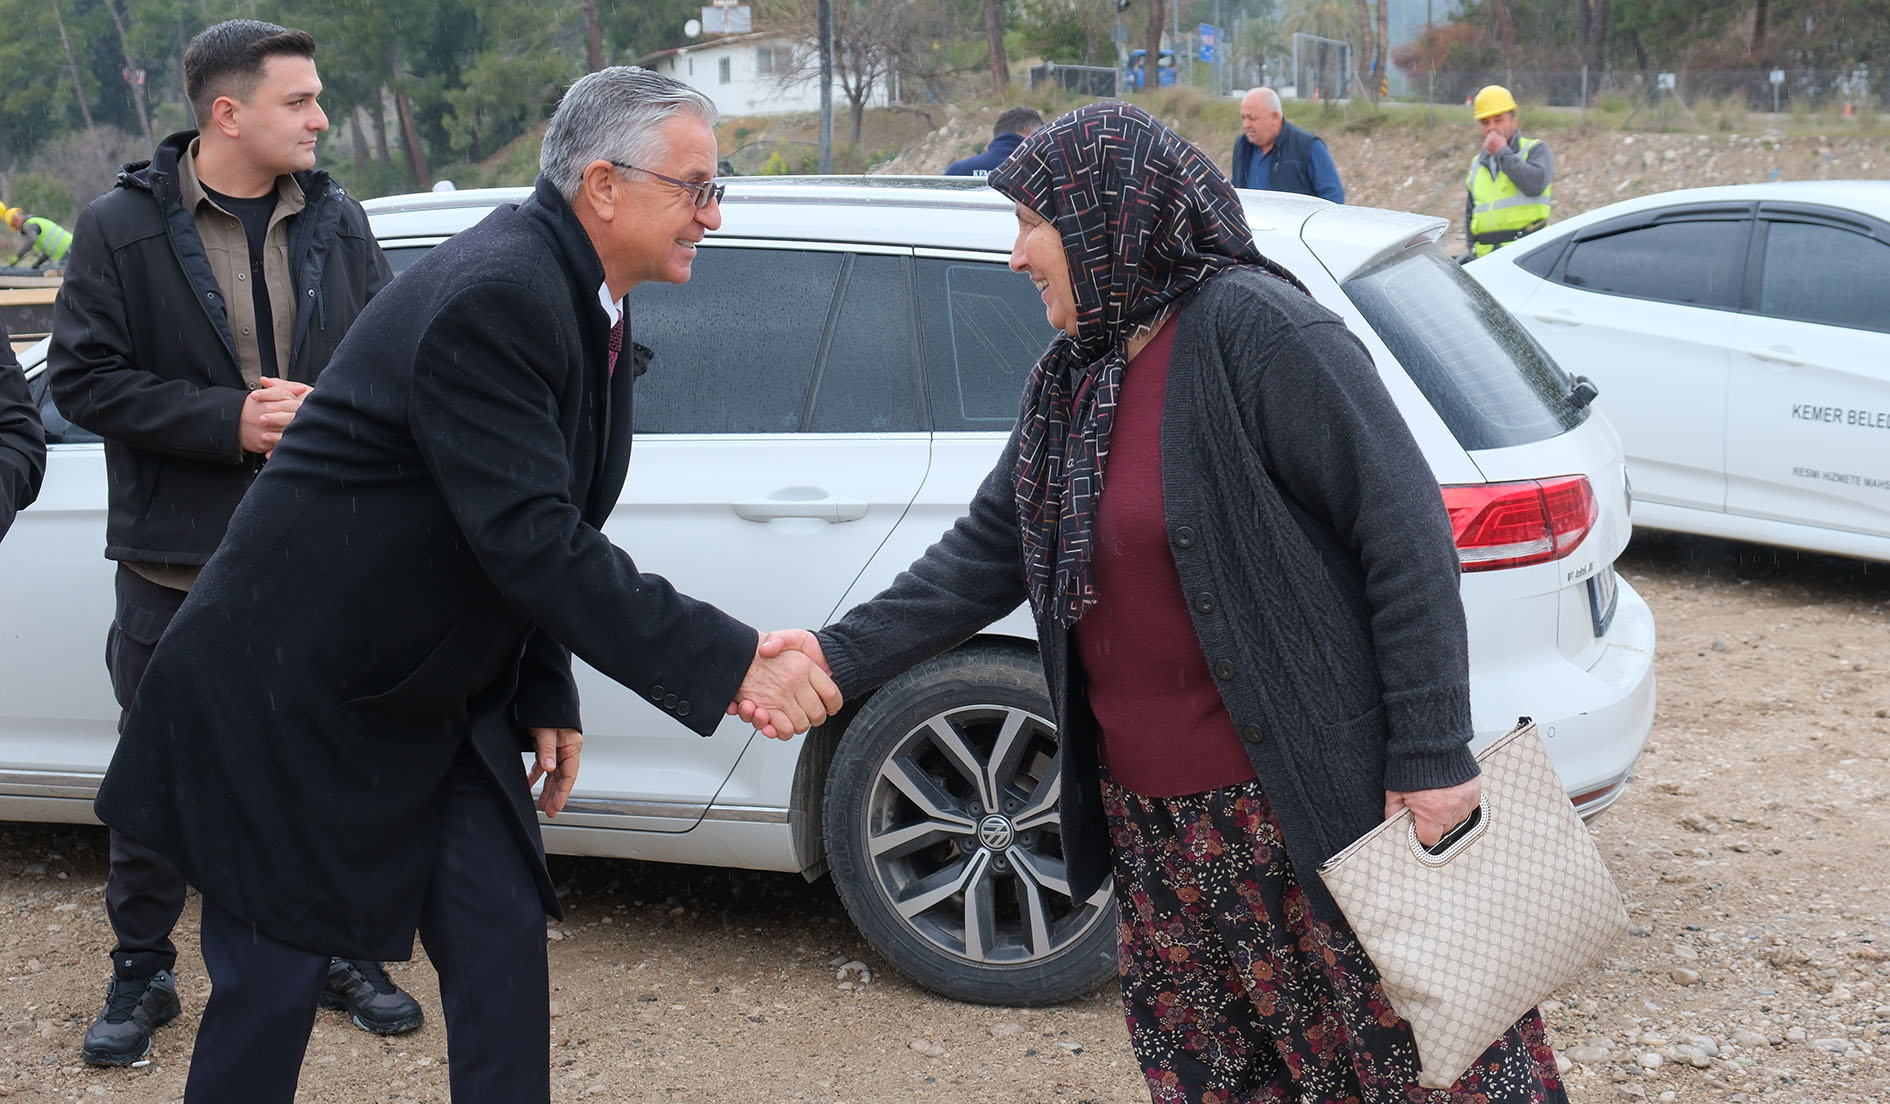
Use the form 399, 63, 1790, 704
1467, 137, 1552, 257
23, 217, 73, 264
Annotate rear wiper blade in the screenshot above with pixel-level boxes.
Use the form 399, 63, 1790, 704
1567, 375, 1599, 410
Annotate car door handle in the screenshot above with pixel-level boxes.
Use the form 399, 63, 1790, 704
733, 491, 868, 523
1530, 309, 1581, 326
1742, 345, 1806, 368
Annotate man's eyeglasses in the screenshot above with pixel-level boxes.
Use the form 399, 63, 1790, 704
610, 161, 725, 209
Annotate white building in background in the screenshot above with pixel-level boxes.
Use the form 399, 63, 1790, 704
638, 32, 889, 117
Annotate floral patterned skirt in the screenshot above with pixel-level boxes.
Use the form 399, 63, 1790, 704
1102, 771, 1570, 1104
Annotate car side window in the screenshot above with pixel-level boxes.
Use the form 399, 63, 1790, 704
380, 245, 434, 277
1558, 219, 1748, 309
1756, 220, 1890, 334
916, 258, 1058, 431
629, 248, 842, 433
1515, 239, 1564, 279
809, 254, 922, 432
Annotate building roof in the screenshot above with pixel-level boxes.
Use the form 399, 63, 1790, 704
634, 30, 795, 66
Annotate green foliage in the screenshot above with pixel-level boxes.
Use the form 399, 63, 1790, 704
1013, 0, 1104, 65
0, 0, 102, 156
333, 158, 421, 202
6, 173, 77, 227
1595, 92, 1634, 118
441, 44, 576, 162
1282, 0, 1358, 41
8, 0, 1890, 203
481, 128, 549, 187
606, 0, 701, 61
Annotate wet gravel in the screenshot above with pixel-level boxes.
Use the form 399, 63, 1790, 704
2, 531, 1887, 1102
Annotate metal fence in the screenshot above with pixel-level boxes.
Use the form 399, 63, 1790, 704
1028, 63, 1120, 99
1404, 67, 1881, 116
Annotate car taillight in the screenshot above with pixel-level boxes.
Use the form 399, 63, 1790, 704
1441, 476, 1597, 572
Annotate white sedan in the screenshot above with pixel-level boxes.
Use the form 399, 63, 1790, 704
1468, 181, 1890, 561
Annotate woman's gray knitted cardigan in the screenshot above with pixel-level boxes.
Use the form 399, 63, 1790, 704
817, 268, 1479, 923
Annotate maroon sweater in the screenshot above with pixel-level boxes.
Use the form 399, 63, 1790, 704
1073, 320, 1258, 797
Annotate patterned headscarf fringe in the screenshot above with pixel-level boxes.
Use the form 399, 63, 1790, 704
986, 101, 1309, 626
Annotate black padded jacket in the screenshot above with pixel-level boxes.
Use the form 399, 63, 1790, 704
48, 129, 389, 567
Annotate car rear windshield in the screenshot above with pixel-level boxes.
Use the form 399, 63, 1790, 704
1342, 246, 1588, 451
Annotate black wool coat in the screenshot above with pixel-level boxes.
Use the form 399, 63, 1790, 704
94, 178, 760, 960
0, 312, 46, 540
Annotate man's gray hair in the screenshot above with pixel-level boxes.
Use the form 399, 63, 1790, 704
540, 67, 720, 200
1243, 86, 1282, 115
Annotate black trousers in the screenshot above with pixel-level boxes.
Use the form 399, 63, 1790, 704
184, 748, 551, 1104
104, 565, 189, 980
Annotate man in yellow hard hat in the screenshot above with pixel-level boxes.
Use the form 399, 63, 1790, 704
1464, 85, 1552, 259
6, 206, 74, 268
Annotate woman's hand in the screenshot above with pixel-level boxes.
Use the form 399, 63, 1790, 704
1385, 775, 1482, 848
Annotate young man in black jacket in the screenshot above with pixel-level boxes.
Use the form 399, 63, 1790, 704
47, 19, 419, 1067
0, 311, 45, 539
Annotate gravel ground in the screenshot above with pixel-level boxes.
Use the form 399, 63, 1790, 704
2, 530, 1887, 1102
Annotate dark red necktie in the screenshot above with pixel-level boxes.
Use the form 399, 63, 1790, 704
606, 318, 623, 377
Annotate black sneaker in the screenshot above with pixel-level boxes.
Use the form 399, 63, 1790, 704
81, 969, 181, 1066
320, 958, 424, 1035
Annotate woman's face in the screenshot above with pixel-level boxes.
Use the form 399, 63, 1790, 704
1009, 204, 1077, 335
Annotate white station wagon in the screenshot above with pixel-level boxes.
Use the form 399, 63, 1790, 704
0, 177, 1655, 1006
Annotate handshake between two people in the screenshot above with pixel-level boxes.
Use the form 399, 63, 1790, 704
530, 630, 837, 820
727, 629, 842, 741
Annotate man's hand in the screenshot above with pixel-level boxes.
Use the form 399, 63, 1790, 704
526, 726, 583, 817
1385, 775, 1482, 848
726, 630, 841, 740
1482, 129, 1507, 157
239, 376, 313, 457
755, 628, 829, 671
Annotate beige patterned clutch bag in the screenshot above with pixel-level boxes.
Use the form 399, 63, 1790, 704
1317, 718, 1629, 1089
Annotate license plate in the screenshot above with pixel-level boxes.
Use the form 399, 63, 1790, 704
1588, 564, 1619, 638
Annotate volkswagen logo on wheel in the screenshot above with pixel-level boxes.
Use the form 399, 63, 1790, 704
976, 813, 1015, 851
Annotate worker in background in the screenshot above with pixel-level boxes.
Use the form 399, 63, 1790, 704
1464, 85, 1553, 258
6, 207, 74, 268
1231, 87, 1344, 203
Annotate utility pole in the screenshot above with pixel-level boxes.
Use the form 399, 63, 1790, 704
818, 0, 833, 173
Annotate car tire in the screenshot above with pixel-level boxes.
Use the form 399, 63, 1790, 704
822, 645, 1118, 1006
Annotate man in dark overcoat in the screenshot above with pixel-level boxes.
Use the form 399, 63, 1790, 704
0, 310, 45, 539
92, 66, 840, 1104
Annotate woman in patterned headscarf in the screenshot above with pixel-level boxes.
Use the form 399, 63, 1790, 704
799, 102, 1566, 1103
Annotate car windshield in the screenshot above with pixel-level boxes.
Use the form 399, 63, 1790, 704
1343, 246, 1587, 451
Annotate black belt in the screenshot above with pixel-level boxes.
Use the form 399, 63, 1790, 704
1471, 219, 1548, 246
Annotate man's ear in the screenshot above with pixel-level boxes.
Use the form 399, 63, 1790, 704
207, 94, 242, 140
579, 160, 620, 220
